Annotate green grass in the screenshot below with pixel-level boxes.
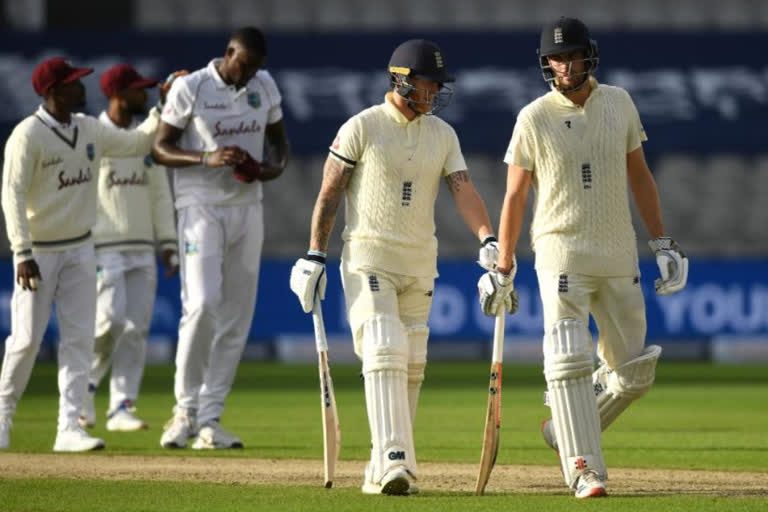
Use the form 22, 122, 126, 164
0, 479, 766, 512
2, 362, 766, 511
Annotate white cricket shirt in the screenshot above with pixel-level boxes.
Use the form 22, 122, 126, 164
504, 78, 646, 276
92, 112, 177, 254
330, 93, 467, 278
2, 106, 157, 259
161, 59, 283, 208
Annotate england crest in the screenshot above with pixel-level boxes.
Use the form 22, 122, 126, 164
86, 143, 95, 161
247, 91, 261, 109
144, 154, 153, 167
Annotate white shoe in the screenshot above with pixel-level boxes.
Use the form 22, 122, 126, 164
574, 470, 607, 499
0, 416, 11, 450
191, 421, 243, 450
160, 408, 196, 449
53, 426, 105, 452
106, 400, 148, 432
362, 465, 412, 495
78, 384, 96, 429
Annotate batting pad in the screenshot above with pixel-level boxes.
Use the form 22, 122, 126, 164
595, 344, 662, 429
544, 319, 606, 487
406, 325, 429, 425
362, 315, 415, 482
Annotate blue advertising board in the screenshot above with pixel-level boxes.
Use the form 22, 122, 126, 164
1, 258, 767, 347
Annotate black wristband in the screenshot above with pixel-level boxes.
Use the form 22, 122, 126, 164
481, 235, 498, 247
306, 251, 327, 264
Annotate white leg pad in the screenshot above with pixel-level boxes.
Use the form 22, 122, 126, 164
406, 325, 428, 426
595, 345, 662, 429
544, 319, 606, 487
362, 315, 416, 483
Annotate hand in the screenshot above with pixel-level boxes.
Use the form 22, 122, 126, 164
478, 270, 519, 316
161, 249, 179, 278
477, 235, 499, 271
648, 237, 688, 295
290, 257, 327, 313
203, 146, 247, 168
16, 259, 42, 291
233, 153, 262, 183
158, 70, 189, 105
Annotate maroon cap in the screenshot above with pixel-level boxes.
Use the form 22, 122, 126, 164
100, 64, 159, 98
32, 57, 94, 97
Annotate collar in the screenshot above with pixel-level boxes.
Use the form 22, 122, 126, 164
207, 58, 250, 99
36, 105, 73, 130
383, 92, 418, 125
550, 76, 600, 108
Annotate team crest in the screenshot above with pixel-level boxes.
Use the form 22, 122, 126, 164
554, 27, 564, 44
247, 91, 261, 109
185, 241, 198, 255
144, 154, 153, 167
86, 143, 95, 161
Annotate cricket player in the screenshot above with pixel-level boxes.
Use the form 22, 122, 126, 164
0, 57, 165, 451
478, 18, 689, 498
78, 64, 179, 432
290, 39, 498, 495
152, 27, 290, 449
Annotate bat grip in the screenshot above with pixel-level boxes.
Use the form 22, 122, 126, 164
312, 299, 329, 353
492, 312, 505, 363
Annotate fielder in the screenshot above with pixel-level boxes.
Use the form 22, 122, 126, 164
0, 57, 165, 451
152, 27, 290, 449
478, 17, 689, 498
290, 39, 498, 495
78, 64, 179, 432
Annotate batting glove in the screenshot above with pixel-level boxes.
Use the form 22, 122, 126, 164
477, 235, 499, 271
478, 270, 519, 317
290, 253, 327, 313
648, 237, 688, 295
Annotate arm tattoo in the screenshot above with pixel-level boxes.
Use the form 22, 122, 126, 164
445, 170, 470, 194
310, 157, 353, 251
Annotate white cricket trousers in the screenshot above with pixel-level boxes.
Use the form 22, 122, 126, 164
175, 202, 263, 425
537, 270, 647, 369
0, 244, 97, 431
90, 249, 156, 412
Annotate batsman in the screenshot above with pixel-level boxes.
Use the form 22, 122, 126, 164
290, 39, 497, 495
478, 17, 689, 498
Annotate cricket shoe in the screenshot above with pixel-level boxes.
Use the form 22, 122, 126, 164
191, 421, 243, 450
106, 400, 148, 432
362, 464, 414, 495
574, 470, 607, 499
160, 408, 197, 448
53, 425, 105, 452
78, 384, 96, 429
0, 416, 11, 450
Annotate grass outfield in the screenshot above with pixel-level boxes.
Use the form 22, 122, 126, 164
1, 361, 766, 511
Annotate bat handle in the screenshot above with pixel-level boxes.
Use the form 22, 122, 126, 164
492, 312, 505, 363
312, 299, 329, 353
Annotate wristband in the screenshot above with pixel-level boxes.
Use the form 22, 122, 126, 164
481, 235, 498, 247
306, 250, 327, 264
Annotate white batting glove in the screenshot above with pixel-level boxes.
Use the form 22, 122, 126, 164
648, 237, 688, 295
478, 270, 519, 317
477, 235, 499, 271
289, 255, 327, 313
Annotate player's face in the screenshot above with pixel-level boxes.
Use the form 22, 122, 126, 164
52, 80, 86, 109
408, 76, 439, 115
547, 50, 587, 89
120, 87, 149, 115
224, 44, 265, 88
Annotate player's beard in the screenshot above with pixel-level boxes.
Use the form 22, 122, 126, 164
555, 71, 589, 93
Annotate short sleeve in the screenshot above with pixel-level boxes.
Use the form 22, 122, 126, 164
328, 116, 363, 168
161, 78, 194, 129
624, 91, 647, 153
503, 111, 535, 172
442, 126, 467, 177
259, 70, 283, 125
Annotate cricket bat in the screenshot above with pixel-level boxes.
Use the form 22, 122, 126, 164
312, 300, 341, 488
475, 312, 505, 495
